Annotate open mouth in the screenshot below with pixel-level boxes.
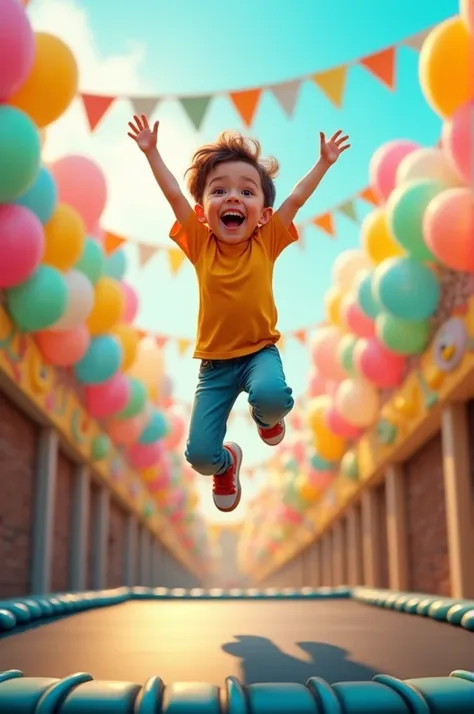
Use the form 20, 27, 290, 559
220, 210, 245, 229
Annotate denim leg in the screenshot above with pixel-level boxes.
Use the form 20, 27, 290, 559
239, 345, 294, 428
185, 360, 240, 476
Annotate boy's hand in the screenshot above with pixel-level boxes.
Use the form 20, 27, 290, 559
319, 129, 350, 165
128, 114, 158, 154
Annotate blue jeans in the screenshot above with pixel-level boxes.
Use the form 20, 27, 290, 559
185, 345, 294, 476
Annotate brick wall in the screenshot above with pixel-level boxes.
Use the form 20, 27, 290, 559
377, 483, 389, 588
405, 433, 450, 596
107, 499, 126, 588
51, 451, 74, 593
0, 390, 38, 598
86, 481, 99, 588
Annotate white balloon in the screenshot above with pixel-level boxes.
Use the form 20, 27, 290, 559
335, 378, 380, 428
332, 250, 371, 292
51, 269, 94, 331
396, 147, 462, 188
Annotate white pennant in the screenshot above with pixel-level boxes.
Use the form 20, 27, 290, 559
130, 96, 160, 118
271, 79, 301, 116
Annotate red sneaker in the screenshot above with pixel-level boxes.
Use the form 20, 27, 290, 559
249, 406, 286, 446
212, 442, 242, 512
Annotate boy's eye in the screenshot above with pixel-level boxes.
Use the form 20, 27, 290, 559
214, 188, 224, 195
242, 189, 253, 196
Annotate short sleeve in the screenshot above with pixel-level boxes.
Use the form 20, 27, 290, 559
169, 210, 208, 265
260, 212, 299, 261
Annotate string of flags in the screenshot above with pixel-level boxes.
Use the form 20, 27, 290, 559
79, 27, 433, 132
103, 185, 380, 270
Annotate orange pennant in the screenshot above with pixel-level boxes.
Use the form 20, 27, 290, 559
359, 187, 380, 205
81, 94, 115, 131
229, 88, 262, 127
312, 213, 334, 236
293, 329, 307, 345
312, 66, 347, 107
360, 48, 395, 89
104, 231, 126, 254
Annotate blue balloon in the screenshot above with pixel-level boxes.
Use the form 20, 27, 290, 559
357, 272, 381, 320
373, 256, 440, 322
105, 249, 126, 280
138, 409, 169, 444
15, 166, 57, 224
310, 453, 335, 472
74, 335, 122, 384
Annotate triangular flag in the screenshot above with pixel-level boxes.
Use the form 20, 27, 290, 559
360, 48, 396, 89
179, 96, 212, 130
81, 94, 115, 131
229, 88, 262, 127
271, 79, 301, 116
155, 335, 168, 348
293, 329, 307, 345
177, 338, 191, 356
337, 199, 358, 221
137, 243, 158, 267
167, 247, 186, 275
136, 329, 147, 340
312, 66, 347, 108
131, 96, 160, 117
104, 231, 127, 254
403, 28, 432, 52
359, 187, 380, 205
312, 213, 335, 236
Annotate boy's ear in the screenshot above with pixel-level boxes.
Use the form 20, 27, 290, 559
259, 207, 273, 225
195, 204, 206, 223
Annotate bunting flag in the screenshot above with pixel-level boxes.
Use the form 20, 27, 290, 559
78, 26, 433, 132
103, 185, 379, 271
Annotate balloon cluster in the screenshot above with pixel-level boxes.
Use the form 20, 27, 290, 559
0, 2, 207, 557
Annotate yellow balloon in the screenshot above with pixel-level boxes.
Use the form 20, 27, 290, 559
419, 17, 471, 119
87, 278, 125, 336
324, 286, 344, 325
8, 33, 78, 128
127, 338, 165, 402
360, 208, 405, 264
315, 426, 347, 461
307, 395, 332, 435
113, 323, 140, 371
43, 204, 85, 271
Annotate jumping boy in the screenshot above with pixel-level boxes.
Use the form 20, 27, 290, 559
128, 116, 350, 512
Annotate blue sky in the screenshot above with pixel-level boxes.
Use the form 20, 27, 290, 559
34, 0, 458, 521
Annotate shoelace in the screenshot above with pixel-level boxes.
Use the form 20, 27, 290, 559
213, 469, 236, 495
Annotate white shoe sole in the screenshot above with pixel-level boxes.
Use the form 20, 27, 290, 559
213, 442, 242, 513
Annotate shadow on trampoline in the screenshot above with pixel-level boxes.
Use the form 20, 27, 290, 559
222, 635, 382, 684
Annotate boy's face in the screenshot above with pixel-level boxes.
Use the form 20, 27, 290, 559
195, 161, 272, 243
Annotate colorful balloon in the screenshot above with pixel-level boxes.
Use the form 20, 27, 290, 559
355, 337, 406, 389
419, 17, 471, 119
127, 338, 164, 401
325, 406, 362, 439
14, 165, 57, 225
423, 187, 474, 272
108, 413, 146, 445
337, 334, 359, 376
74, 334, 122, 384
308, 371, 326, 398
332, 249, 370, 292
335, 378, 380, 428
164, 411, 186, 450
84, 373, 130, 419
376, 313, 431, 355
8, 32, 78, 128
369, 139, 420, 202
386, 179, 445, 261
90, 435, 110, 461
0, 0, 35, 100
0, 204, 44, 288
35, 325, 90, 367
50, 155, 107, 232
373, 257, 440, 321
441, 101, 473, 186
105, 249, 127, 280
311, 326, 346, 382
129, 441, 164, 470
50, 270, 95, 331
6, 264, 67, 332
139, 409, 169, 445
117, 376, 147, 419
86, 277, 125, 335
120, 281, 139, 323
112, 323, 140, 370
314, 424, 346, 462
74, 237, 105, 286
0, 105, 40, 202
341, 294, 375, 338
356, 271, 381, 320
43, 203, 86, 271
360, 208, 405, 265
324, 286, 343, 325
397, 147, 462, 188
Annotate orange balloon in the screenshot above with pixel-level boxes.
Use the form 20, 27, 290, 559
87, 277, 125, 336
361, 208, 405, 264
43, 204, 85, 271
113, 323, 140, 370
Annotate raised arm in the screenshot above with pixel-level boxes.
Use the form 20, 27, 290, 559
276, 130, 351, 229
128, 114, 192, 226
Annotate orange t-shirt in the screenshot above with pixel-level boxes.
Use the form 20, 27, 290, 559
169, 211, 298, 359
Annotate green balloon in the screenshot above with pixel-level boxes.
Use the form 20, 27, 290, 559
357, 271, 381, 319
75, 237, 105, 285
386, 179, 445, 261
6, 265, 68, 332
0, 106, 41, 202
376, 312, 431, 355
338, 334, 358, 376
118, 376, 147, 419
373, 256, 440, 322
91, 434, 110, 461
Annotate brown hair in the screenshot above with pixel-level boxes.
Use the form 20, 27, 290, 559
185, 131, 279, 207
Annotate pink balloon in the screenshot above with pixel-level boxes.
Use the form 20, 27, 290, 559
36, 325, 89, 366
0, 204, 44, 288
108, 413, 145, 445
311, 326, 346, 382
129, 441, 164, 470
423, 187, 474, 272
90, 223, 105, 245
84, 373, 130, 419
442, 101, 473, 186
164, 412, 186, 450
342, 296, 375, 338
308, 371, 326, 397
50, 155, 107, 232
369, 139, 420, 202
356, 337, 406, 388
326, 407, 362, 439
0, 0, 35, 101
308, 469, 334, 490
120, 281, 139, 323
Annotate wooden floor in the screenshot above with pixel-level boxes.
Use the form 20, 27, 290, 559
0, 600, 472, 685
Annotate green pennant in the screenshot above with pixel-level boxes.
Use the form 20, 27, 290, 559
179, 96, 212, 129
337, 199, 358, 222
